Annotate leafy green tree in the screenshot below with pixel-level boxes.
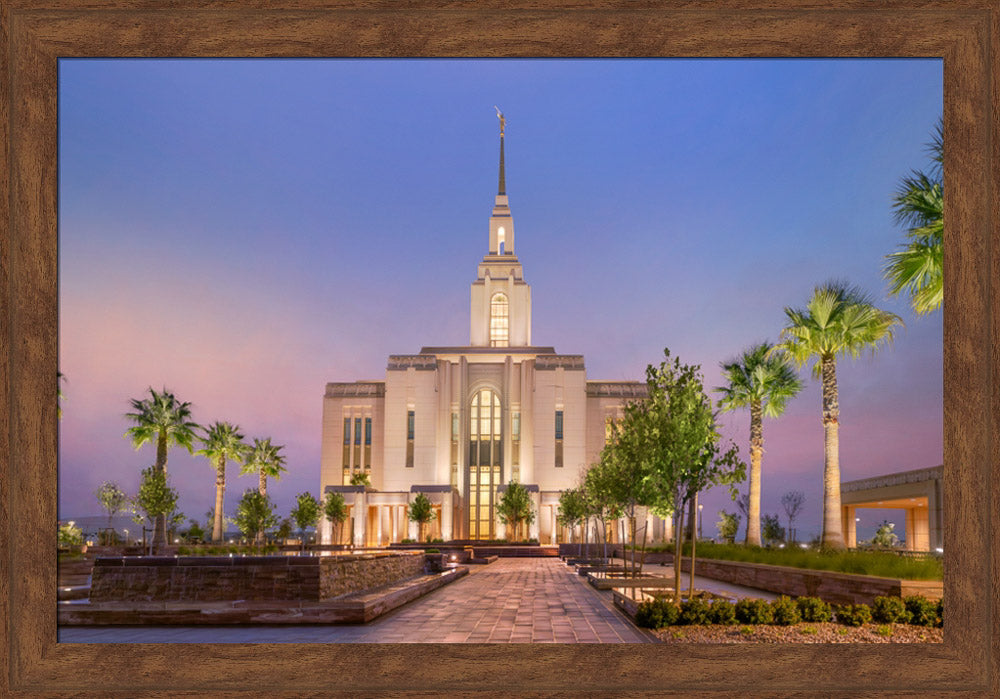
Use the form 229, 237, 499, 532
241, 437, 287, 498
323, 492, 349, 546
884, 120, 943, 315
717, 342, 802, 546
276, 517, 294, 541
124, 387, 199, 550
132, 466, 179, 552
871, 520, 899, 549
761, 513, 786, 547
557, 487, 587, 554
184, 518, 206, 543
496, 481, 536, 542
775, 282, 902, 550
717, 511, 740, 543
638, 349, 745, 604
196, 421, 247, 542
58, 521, 83, 549
291, 491, 321, 550
601, 402, 660, 577
94, 481, 128, 542
349, 471, 371, 487
408, 492, 436, 542
234, 489, 277, 550
583, 459, 625, 561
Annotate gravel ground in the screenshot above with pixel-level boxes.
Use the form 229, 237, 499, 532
653, 623, 943, 643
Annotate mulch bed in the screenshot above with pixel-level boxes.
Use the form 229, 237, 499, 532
653, 622, 943, 643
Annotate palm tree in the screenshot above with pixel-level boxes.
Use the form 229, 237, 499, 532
884, 120, 943, 315
775, 281, 902, 549
717, 342, 802, 546
197, 421, 247, 542
241, 437, 287, 497
124, 387, 199, 550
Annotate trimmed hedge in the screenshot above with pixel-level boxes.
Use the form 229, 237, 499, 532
633, 594, 942, 629
771, 596, 801, 626
796, 596, 832, 623
872, 596, 911, 624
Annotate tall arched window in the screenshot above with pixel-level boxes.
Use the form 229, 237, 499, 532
468, 389, 502, 539
489, 293, 509, 347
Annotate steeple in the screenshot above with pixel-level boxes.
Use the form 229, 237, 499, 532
489, 107, 513, 256
471, 108, 531, 347
497, 108, 506, 195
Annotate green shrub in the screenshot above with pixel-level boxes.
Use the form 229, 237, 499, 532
835, 603, 872, 627
634, 599, 679, 628
871, 596, 911, 624
635, 601, 663, 628
770, 596, 801, 626
709, 600, 737, 625
796, 596, 832, 623
679, 598, 712, 625
904, 596, 939, 627
935, 598, 943, 628
734, 598, 773, 625
425, 548, 440, 554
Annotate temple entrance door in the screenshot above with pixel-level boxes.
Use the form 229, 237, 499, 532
467, 389, 502, 540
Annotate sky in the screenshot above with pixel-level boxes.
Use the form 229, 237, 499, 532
58, 58, 943, 542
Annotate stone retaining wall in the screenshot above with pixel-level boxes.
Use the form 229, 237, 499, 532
90, 552, 425, 602
646, 553, 941, 604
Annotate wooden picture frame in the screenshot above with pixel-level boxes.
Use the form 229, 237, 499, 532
2, 1, 996, 695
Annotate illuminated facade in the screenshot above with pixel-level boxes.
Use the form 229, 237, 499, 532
318, 124, 665, 545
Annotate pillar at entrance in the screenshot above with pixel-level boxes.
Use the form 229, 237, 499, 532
844, 506, 857, 548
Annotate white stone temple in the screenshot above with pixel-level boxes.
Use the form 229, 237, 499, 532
318, 114, 668, 546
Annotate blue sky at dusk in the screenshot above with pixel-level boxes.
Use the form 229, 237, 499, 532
59, 59, 942, 542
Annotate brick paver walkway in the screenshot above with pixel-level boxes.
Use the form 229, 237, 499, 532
58, 557, 655, 643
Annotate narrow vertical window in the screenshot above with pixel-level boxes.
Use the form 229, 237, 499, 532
353, 417, 362, 469
489, 293, 509, 347
555, 410, 564, 468
406, 410, 415, 468
511, 411, 521, 473
364, 417, 372, 473
342, 417, 351, 481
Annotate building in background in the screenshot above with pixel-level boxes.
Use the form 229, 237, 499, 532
318, 119, 667, 545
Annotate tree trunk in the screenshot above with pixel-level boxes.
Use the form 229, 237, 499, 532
673, 505, 684, 607
629, 513, 636, 579
689, 493, 698, 597
685, 499, 697, 542
746, 400, 764, 546
259, 472, 267, 497
212, 457, 226, 542
153, 432, 169, 552
821, 356, 846, 550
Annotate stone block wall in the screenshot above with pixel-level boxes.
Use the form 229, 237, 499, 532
657, 554, 943, 605
90, 552, 425, 603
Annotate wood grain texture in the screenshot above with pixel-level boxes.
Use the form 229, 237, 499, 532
2, 1, 996, 696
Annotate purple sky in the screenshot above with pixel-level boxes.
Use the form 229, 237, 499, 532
58, 59, 942, 542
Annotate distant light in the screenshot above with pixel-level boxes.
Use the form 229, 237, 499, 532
450, 555, 457, 561
778, 544, 785, 548
799, 543, 808, 549
174, 539, 179, 543
855, 518, 860, 523
63, 588, 71, 592
935, 547, 943, 553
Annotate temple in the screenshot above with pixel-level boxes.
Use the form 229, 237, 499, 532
317, 114, 669, 545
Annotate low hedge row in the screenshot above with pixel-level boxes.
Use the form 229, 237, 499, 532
635, 595, 942, 629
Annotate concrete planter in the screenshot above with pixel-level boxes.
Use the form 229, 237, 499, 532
645, 553, 942, 605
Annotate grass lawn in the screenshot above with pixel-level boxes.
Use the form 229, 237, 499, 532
635, 542, 943, 581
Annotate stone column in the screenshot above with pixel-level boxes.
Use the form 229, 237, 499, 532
550, 505, 557, 544
844, 506, 857, 548
905, 508, 915, 551
391, 505, 398, 543
442, 492, 453, 541
529, 491, 541, 541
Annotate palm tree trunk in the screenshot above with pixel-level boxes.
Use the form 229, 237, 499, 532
153, 432, 169, 551
746, 400, 764, 546
821, 357, 846, 550
256, 473, 267, 545
213, 457, 226, 542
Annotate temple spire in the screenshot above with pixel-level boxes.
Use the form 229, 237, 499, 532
495, 106, 506, 195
